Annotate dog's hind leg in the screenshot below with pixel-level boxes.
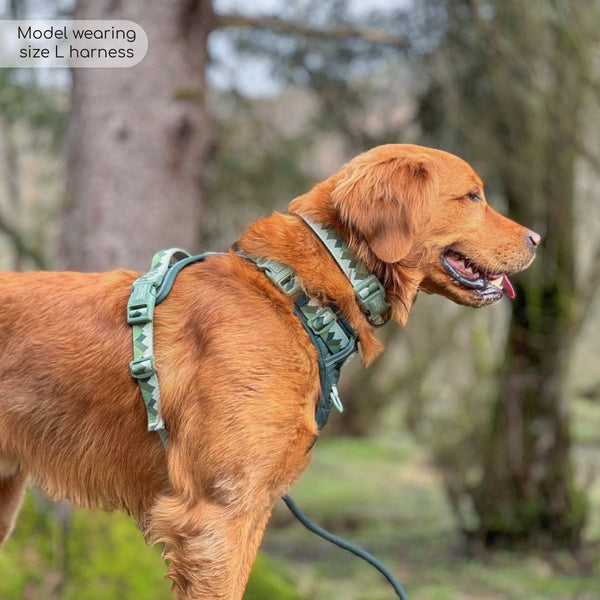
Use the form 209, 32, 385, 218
0, 460, 27, 547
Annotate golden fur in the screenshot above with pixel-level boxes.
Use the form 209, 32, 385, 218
0, 144, 538, 598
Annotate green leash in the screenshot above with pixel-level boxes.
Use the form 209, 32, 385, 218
282, 495, 410, 600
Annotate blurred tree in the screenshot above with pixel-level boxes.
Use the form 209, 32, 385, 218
0, 0, 65, 269
60, 0, 215, 271
416, 0, 600, 549
0, 71, 61, 269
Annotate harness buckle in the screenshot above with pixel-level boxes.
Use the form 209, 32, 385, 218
129, 356, 156, 379
255, 258, 302, 296
307, 305, 336, 336
127, 281, 157, 324
354, 275, 391, 326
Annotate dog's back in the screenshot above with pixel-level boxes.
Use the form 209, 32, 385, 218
0, 257, 319, 523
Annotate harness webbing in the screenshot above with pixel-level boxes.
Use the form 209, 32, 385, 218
296, 214, 391, 326
126, 248, 192, 445
247, 254, 358, 426
127, 249, 358, 439
293, 293, 356, 425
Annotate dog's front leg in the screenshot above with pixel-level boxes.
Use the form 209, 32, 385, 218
149, 494, 274, 600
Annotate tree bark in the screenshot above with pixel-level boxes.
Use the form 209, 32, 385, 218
60, 0, 215, 271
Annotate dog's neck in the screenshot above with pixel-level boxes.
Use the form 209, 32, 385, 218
237, 181, 421, 365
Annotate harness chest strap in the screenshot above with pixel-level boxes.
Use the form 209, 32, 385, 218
252, 255, 357, 426
296, 214, 391, 326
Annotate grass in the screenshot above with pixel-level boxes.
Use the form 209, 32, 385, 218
1, 411, 599, 599
263, 431, 600, 600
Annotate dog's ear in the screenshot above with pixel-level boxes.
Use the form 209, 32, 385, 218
331, 156, 437, 263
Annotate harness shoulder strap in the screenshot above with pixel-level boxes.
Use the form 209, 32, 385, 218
247, 253, 358, 429
127, 248, 205, 446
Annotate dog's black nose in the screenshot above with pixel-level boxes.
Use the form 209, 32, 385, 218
527, 230, 541, 248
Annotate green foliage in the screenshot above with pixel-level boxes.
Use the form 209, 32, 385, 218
62, 510, 171, 600
0, 493, 171, 600
0, 492, 301, 600
244, 554, 301, 600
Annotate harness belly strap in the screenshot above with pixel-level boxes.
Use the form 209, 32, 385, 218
127, 248, 192, 445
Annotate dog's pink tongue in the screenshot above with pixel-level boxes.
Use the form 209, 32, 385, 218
502, 275, 516, 299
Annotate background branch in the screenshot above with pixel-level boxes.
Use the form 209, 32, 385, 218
215, 13, 409, 49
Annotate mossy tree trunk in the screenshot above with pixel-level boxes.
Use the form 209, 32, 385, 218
474, 166, 583, 548
61, 0, 215, 271
472, 9, 590, 549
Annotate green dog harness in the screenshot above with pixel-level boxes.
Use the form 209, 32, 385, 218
126, 216, 390, 444
126, 247, 191, 446
125, 223, 409, 599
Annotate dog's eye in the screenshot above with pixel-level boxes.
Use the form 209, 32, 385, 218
467, 190, 482, 202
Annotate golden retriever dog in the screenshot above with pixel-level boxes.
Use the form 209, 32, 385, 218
0, 144, 539, 598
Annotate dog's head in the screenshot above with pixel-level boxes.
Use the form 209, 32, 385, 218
292, 144, 539, 322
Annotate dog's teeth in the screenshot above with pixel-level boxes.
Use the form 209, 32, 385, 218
490, 276, 503, 288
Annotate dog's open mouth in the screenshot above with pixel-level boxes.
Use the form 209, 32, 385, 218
442, 249, 515, 300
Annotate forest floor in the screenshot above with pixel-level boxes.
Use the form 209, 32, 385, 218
1, 399, 598, 600
262, 398, 600, 600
